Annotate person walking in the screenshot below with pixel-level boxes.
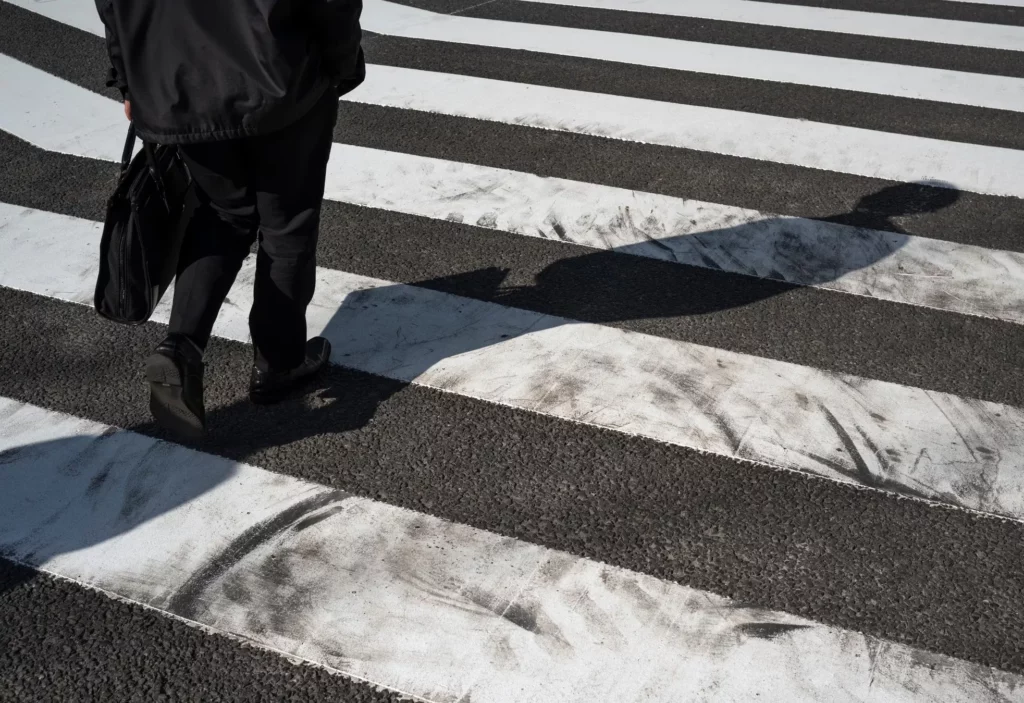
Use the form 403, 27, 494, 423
94, 0, 365, 439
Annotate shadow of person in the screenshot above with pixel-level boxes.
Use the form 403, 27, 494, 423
487, 181, 959, 321
0, 181, 960, 597
306, 181, 960, 380
0, 364, 398, 596
139, 181, 962, 465
0, 425, 235, 595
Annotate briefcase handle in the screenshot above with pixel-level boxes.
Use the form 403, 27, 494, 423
120, 122, 173, 212
119, 122, 136, 174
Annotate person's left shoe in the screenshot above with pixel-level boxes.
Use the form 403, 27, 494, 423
146, 334, 206, 439
249, 337, 332, 405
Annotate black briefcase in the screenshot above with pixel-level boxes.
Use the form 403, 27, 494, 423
93, 123, 191, 325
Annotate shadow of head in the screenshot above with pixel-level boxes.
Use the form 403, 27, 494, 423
831, 180, 960, 230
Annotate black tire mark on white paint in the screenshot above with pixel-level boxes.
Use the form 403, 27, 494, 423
167, 491, 350, 620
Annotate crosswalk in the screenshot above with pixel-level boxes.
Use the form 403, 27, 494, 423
514, 0, 1024, 49
2, 0, 1024, 699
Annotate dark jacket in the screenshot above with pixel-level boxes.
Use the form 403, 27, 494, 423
95, 0, 364, 144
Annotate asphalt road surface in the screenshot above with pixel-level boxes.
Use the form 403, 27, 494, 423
2, 0, 1024, 700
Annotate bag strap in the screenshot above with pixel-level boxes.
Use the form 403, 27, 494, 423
122, 122, 173, 212
119, 122, 136, 174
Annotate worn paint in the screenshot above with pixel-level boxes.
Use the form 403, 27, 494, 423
941, 0, 1024, 5
521, 0, 1024, 52
3, 203, 1024, 522
955, 0, 1024, 4
320, 146, 1024, 325
2, 397, 1022, 702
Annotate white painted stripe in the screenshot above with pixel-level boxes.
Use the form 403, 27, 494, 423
3, 396, 1022, 703
13, 0, 1024, 112
326, 146, 1024, 326
10, 55, 1024, 324
521, 0, 1024, 52
933, 0, 1024, 5
345, 64, 1024, 198
4, 0, 105, 35
0, 56, 127, 162
359, 0, 1024, 112
4, 202, 1024, 523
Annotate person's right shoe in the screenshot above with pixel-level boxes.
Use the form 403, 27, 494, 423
146, 334, 206, 439
249, 337, 332, 405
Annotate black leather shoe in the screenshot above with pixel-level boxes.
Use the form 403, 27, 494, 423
249, 337, 332, 405
146, 334, 206, 439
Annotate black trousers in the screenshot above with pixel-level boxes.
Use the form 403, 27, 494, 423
168, 89, 338, 372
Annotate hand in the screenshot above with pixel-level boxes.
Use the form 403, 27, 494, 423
124, 100, 131, 121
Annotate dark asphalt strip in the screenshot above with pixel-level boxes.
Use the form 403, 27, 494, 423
391, 0, 1024, 25
7, 2, 1024, 153
0, 132, 116, 224
456, 0, 1024, 78
376, 0, 505, 14
5, 133, 1024, 408
0, 560, 407, 703
740, 0, 1024, 26
1, 288, 1023, 675
0, 2, 120, 98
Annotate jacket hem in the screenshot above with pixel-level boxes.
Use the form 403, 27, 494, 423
133, 78, 334, 146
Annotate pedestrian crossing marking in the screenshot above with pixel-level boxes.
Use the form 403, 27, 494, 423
935, 0, 1024, 6
2, 396, 1020, 703
520, 0, 1024, 52
360, 0, 1024, 111
3, 0, 1024, 696
320, 145, 1024, 325
344, 64, 1024, 197
13, 5, 1024, 197
13, 0, 1024, 112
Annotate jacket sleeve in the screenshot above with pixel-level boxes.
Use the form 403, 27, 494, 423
308, 0, 365, 94
94, 0, 130, 99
